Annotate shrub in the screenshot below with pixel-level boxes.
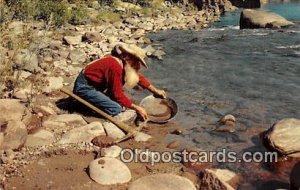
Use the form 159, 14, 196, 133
4, 0, 36, 21
98, 0, 114, 6
96, 9, 121, 23
34, 0, 70, 26
68, 6, 89, 25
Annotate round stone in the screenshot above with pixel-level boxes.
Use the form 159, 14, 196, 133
128, 174, 196, 190
89, 157, 131, 185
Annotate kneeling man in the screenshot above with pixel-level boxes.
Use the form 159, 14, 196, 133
73, 43, 166, 120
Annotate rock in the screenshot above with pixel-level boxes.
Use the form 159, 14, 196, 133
115, 1, 141, 11
114, 109, 137, 123
138, 22, 153, 31
13, 88, 31, 100
133, 29, 145, 36
53, 59, 82, 75
0, 149, 15, 164
0, 133, 4, 147
134, 132, 152, 142
222, 0, 237, 12
8, 21, 24, 35
91, 135, 115, 148
151, 49, 166, 60
200, 169, 237, 190
214, 124, 235, 133
43, 76, 64, 93
43, 56, 53, 63
40, 105, 56, 115
107, 36, 118, 44
128, 174, 196, 190
290, 162, 300, 190
103, 122, 126, 140
170, 129, 183, 135
25, 129, 55, 147
215, 114, 236, 132
89, 1, 100, 9
102, 145, 122, 158
43, 114, 87, 128
82, 32, 103, 43
263, 118, 300, 157
68, 49, 86, 64
58, 50, 70, 59
58, 121, 105, 144
13, 49, 41, 73
181, 171, 200, 186
63, 35, 82, 45
48, 40, 63, 50
89, 157, 131, 185
0, 99, 27, 123
144, 45, 156, 56
17, 71, 32, 80
1, 120, 28, 150
240, 9, 294, 29
167, 140, 180, 149
210, 169, 239, 187
219, 114, 236, 124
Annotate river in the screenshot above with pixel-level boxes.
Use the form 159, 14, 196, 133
140, 1, 300, 189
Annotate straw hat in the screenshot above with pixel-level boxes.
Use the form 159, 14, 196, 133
113, 43, 148, 68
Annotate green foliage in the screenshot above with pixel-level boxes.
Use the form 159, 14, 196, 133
98, 0, 114, 6
96, 9, 121, 23
68, 6, 89, 25
4, 0, 36, 20
34, 0, 70, 26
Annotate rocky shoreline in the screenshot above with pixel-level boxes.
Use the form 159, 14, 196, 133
1, 0, 299, 189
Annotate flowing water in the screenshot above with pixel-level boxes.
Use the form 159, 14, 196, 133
140, 1, 300, 189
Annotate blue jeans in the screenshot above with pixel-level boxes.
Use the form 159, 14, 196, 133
73, 71, 122, 116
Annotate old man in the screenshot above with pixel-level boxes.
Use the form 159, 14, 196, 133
73, 43, 166, 120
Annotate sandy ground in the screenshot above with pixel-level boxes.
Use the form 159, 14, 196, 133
5, 120, 201, 189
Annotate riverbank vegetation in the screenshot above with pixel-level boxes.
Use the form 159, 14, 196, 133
0, 0, 196, 26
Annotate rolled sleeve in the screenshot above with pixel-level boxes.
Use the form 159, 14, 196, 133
138, 74, 151, 89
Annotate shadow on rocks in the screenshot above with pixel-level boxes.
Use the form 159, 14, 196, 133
257, 180, 289, 190
55, 97, 101, 118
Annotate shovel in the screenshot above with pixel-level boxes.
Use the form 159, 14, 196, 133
60, 88, 151, 144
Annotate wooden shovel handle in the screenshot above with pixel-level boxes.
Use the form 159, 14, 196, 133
60, 87, 138, 135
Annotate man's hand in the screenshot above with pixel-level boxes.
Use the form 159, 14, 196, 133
148, 85, 167, 99
153, 89, 166, 99
130, 104, 148, 121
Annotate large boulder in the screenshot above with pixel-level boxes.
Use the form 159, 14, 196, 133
240, 9, 294, 29
1, 120, 28, 150
263, 118, 300, 157
0, 99, 27, 123
102, 122, 126, 140
58, 121, 105, 144
43, 114, 87, 129
128, 174, 196, 190
89, 157, 131, 185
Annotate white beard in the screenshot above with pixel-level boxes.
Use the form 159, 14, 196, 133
124, 64, 139, 89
